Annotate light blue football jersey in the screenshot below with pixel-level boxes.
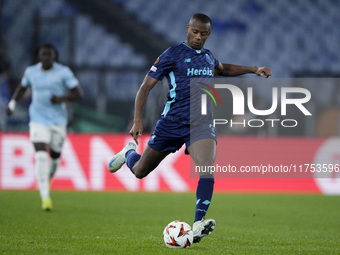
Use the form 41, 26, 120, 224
21, 62, 79, 126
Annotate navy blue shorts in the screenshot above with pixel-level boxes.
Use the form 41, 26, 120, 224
147, 118, 217, 154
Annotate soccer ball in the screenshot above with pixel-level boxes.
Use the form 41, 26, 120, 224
163, 220, 193, 248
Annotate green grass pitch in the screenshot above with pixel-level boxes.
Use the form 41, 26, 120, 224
0, 191, 339, 254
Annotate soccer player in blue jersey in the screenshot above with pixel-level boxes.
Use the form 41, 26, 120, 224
109, 13, 271, 243
6, 43, 83, 211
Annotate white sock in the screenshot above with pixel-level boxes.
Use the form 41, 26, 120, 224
35, 151, 50, 200
49, 158, 60, 180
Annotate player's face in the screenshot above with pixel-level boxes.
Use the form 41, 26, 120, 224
39, 48, 56, 70
185, 19, 211, 50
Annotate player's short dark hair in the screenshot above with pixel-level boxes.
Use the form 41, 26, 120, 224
190, 13, 212, 27
35, 43, 59, 61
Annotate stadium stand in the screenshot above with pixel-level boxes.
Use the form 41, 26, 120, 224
2, 0, 148, 75
1, 0, 340, 134
112, 0, 340, 78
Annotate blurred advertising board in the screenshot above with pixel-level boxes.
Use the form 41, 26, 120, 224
0, 133, 339, 194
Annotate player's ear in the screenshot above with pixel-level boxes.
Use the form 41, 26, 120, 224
207, 28, 211, 37
185, 25, 189, 33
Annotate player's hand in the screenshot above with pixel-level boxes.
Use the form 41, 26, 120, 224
50, 94, 62, 104
6, 106, 14, 116
129, 120, 143, 145
6, 99, 16, 116
256, 66, 272, 78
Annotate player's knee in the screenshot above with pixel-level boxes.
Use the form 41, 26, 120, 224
50, 150, 61, 159
34, 142, 48, 152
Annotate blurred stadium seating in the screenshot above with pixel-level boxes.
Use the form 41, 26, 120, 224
112, 0, 340, 77
0, 0, 339, 134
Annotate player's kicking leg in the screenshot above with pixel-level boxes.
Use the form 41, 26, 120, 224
108, 142, 168, 179
108, 142, 136, 173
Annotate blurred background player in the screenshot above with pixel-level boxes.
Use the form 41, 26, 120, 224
108, 13, 271, 243
6, 43, 83, 211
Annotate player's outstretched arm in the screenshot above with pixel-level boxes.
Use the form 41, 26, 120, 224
129, 75, 158, 145
6, 85, 28, 116
215, 63, 272, 78
50, 85, 83, 104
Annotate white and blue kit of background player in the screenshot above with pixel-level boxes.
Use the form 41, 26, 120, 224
21, 62, 79, 152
